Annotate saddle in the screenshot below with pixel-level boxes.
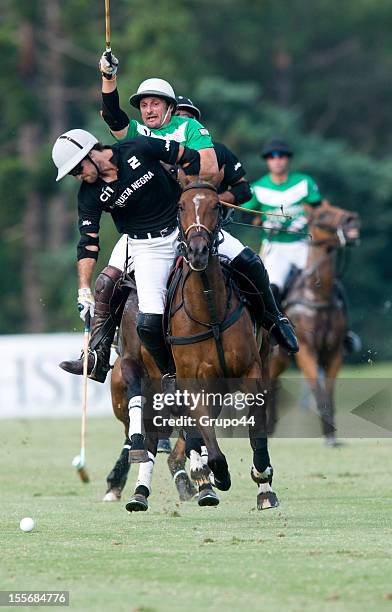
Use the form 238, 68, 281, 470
281, 265, 301, 305
282, 264, 346, 312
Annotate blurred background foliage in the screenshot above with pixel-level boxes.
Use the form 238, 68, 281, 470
1, 0, 391, 361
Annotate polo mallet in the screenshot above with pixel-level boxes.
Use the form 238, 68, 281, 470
72, 311, 91, 483
104, 0, 112, 63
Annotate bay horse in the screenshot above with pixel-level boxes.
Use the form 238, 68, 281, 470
166, 180, 278, 509
103, 181, 278, 511
269, 202, 360, 444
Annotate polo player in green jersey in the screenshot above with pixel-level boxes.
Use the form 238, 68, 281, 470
242, 138, 361, 353
98, 51, 218, 180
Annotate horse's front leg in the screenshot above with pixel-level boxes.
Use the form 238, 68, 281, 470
121, 353, 149, 463
294, 344, 335, 442
191, 397, 231, 493
323, 350, 344, 447
246, 362, 279, 510
182, 428, 220, 506
103, 357, 131, 501
167, 429, 197, 501
125, 431, 158, 513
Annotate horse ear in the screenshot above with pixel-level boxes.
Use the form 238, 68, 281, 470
178, 172, 198, 189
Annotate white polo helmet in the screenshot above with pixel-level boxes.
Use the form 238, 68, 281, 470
129, 78, 177, 109
52, 129, 98, 181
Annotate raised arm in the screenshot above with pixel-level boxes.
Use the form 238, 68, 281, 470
99, 51, 130, 140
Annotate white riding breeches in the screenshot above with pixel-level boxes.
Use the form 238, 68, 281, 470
108, 234, 134, 272
107, 229, 245, 314
260, 240, 309, 291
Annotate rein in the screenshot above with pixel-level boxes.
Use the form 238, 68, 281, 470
168, 182, 246, 375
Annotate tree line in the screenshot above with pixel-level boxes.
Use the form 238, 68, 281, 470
1, 0, 391, 361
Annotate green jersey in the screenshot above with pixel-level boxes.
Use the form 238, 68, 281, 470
243, 172, 321, 242
115, 115, 213, 150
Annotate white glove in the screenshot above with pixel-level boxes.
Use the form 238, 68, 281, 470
77, 288, 95, 322
99, 50, 119, 79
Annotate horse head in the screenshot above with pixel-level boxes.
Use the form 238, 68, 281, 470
177, 180, 223, 271
308, 200, 360, 247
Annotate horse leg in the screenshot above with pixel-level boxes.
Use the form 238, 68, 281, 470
121, 355, 149, 464
323, 351, 343, 446
195, 410, 231, 493
104, 357, 131, 501
125, 433, 157, 513
167, 429, 197, 501
182, 431, 218, 506
246, 363, 279, 510
294, 345, 332, 441
268, 349, 290, 435
103, 438, 131, 501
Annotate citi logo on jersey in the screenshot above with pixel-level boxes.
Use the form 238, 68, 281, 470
100, 186, 115, 203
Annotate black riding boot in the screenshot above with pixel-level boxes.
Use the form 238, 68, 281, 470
231, 247, 299, 353
136, 313, 175, 376
59, 266, 128, 383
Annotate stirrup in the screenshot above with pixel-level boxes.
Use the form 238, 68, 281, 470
161, 373, 176, 394
87, 348, 112, 383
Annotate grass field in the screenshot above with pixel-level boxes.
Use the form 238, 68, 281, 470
1, 415, 391, 612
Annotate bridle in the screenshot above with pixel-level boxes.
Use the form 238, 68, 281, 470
177, 181, 224, 268
309, 212, 358, 248
286, 210, 359, 309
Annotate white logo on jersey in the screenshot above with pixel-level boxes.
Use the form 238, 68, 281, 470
165, 140, 170, 151
136, 121, 187, 144
81, 219, 92, 226
199, 128, 209, 136
128, 155, 141, 170
100, 186, 115, 203
254, 179, 308, 208
114, 172, 155, 208
234, 162, 242, 171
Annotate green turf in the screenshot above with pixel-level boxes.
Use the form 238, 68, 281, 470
1, 417, 391, 612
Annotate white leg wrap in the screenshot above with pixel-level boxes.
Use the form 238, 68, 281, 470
252, 465, 273, 482
128, 395, 145, 438
259, 482, 272, 493
201, 445, 208, 466
190, 450, 203, 473
135, 451, 155, 494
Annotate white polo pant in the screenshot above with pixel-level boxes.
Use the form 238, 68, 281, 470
108, 229, 245, 314
260, 240, 308, 290
108, 234, 134, 272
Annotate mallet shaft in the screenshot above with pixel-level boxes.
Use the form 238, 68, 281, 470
105, 0, 111, 52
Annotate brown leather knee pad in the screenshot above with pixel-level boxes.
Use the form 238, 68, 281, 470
94, 266, 123, 316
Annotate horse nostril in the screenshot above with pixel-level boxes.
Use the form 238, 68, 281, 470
201, 244, 208, 256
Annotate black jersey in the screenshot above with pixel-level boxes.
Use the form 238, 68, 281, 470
214, 142, 246, 193
77, 136, 182, 236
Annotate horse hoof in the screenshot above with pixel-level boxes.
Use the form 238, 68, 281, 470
324, 436, 344, 448
125, 493, 149, 512
157, 438, 172, 454
128, 449, 149, 463
102, 488, 121, 502
257, 491, 279, 510
198, 487, 219, 507
174, 472, 198, 501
